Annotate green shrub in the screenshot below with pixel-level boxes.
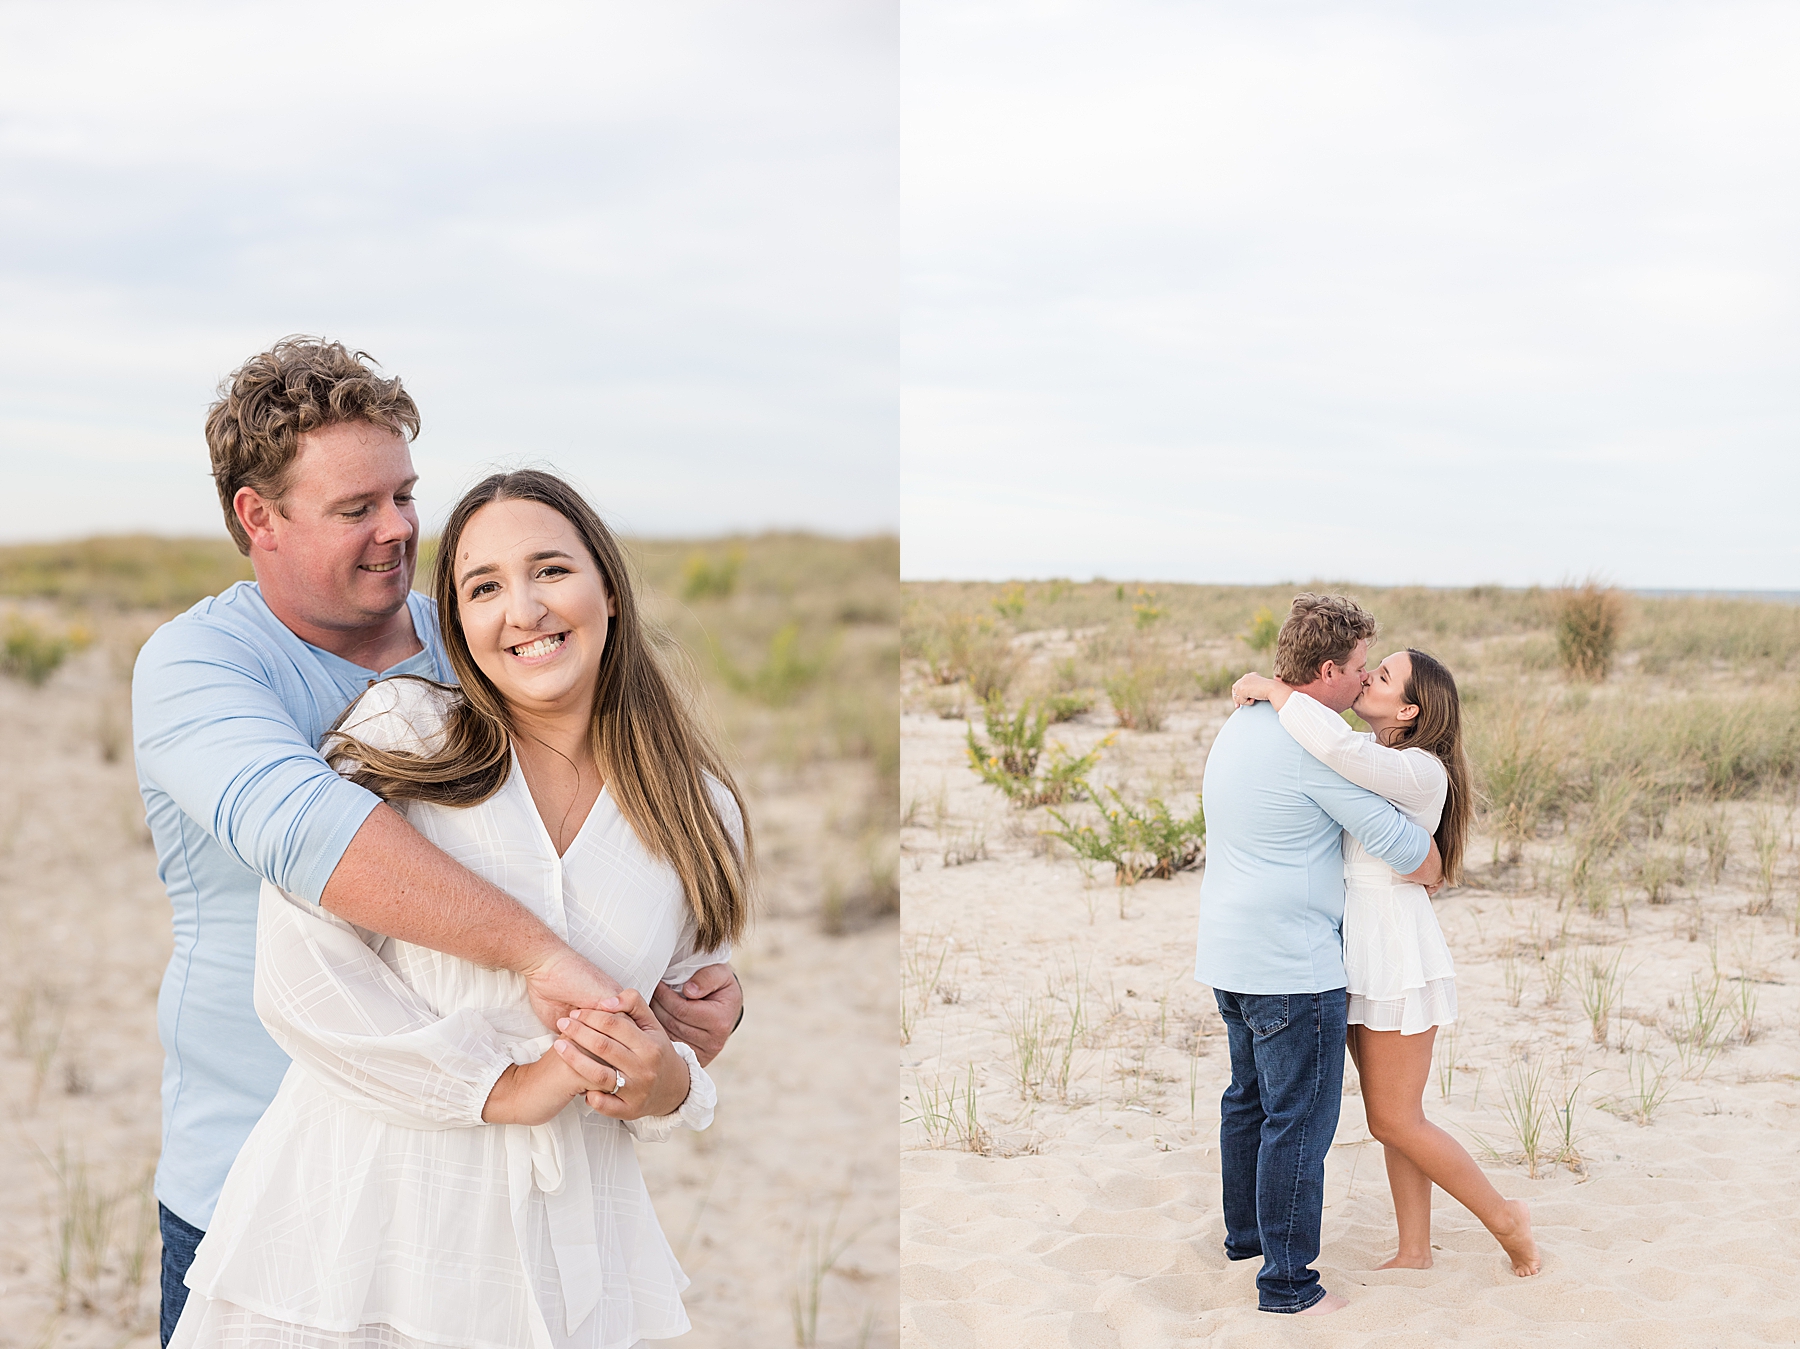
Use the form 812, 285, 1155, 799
680, 549, 740, 601
2, 618, 87, 687
1131, 588, 1164, 629
918, 612, 1018, 700
970, 698, 1045, 780
1046, 786, 1205, 885
721, 622, 827, 706
965, 698, 1109, 807
1043, 692, 1092, 723
991, 584, 1026, 620
1104, 657, 1178, 731
1555, 583, 1623, 681
1194, 664, 1237, 699
1243, 606, 1279, 654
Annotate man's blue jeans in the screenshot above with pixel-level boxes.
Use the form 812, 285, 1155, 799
159, 1202, 205, 1346
1213, 987, 1346, 1313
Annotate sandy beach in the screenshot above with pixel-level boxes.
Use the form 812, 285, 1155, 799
901, 646, 1800, 1346
0, 531, 897, 1349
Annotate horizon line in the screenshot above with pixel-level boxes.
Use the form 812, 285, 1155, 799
901, 577, 1800, 601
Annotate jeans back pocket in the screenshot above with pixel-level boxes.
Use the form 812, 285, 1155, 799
1242, 994, 1291, 1038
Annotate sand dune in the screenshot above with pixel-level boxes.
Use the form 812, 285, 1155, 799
901, 706, 1800, 1346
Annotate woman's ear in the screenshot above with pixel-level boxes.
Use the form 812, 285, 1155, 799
1397, 702, 1420, 724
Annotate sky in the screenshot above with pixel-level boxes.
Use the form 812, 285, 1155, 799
0, 1, 896, 543
902, 1, 1800, 589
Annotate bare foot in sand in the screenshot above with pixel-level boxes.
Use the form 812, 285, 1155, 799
1375, 1251, 1433, 1270
1296, 1292, 1349, 1315
1494, 1199, 1541, 1276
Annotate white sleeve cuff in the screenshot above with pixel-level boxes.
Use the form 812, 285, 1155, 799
623, 1039, 717, 1143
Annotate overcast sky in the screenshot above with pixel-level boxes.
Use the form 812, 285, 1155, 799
902, 1, 1800, 589
0, 1, 895, 543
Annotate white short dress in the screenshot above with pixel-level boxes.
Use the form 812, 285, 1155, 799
1278, 692, 1457, 1036
170, 678, 732, 1349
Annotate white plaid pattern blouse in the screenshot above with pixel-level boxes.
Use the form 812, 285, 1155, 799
172, 678, 731, 1349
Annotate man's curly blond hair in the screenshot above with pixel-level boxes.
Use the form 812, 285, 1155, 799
206, 336, 420, 554
1273, 592, 1378, 684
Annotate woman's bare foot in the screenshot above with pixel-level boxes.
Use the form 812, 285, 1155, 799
1375, 1251, 1433, 1270
1492, 1199, 1541, 1276
1296, 1291, 1349, 1315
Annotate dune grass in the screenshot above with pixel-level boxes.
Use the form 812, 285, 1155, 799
906, 580, 1800, 899
0, 536, 252, 610
1, 531, 898, 932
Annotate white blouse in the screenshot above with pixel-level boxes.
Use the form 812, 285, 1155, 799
174, 678, 733, 1349
1278, 692, 1446, 854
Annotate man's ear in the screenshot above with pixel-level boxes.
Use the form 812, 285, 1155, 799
234, 486, 281, 553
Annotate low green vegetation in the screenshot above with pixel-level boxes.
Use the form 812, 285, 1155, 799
637, 533, 898, 931
1242, 605, 1278, 654
907, 611, 1017, 701
0, 531, 898, 934
1102, 651, 1182, 732
3, 618, 91, 687
680, 547, 741, 601
0, 535, 251, 610
1043, 691, 1092, 723
907, 577, 1800, 911
1045, 786, 1205, 887
964, 698, 1110, 808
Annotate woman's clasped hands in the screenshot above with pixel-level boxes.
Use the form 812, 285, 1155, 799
482, 987, 691, 1126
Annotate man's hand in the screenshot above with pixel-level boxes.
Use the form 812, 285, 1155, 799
1402, 838, 1444, 890
325, 807, 625, 1031
650, 963, 741, 1067
520, 945, 624, 1036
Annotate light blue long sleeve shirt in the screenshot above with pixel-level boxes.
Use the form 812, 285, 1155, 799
1194, 702, 1432, 995
132, 582, 453, 1227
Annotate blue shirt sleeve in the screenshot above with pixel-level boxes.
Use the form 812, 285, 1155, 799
1301, 762, 1432, 875
132, 618, 382, 904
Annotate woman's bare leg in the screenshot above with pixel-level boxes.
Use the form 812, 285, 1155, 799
1380, 1142, 1435, 1267
1352, 1023, 1541, 1276
1348, 1026, 1433, 1266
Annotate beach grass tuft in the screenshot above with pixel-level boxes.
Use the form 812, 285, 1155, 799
1554, 581, 1624, 681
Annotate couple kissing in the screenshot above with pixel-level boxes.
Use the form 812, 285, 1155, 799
1195, 592, 1541, 1316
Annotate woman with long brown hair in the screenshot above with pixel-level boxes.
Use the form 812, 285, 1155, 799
172, 470, 754, 1349
1232, 652, 1540, 1279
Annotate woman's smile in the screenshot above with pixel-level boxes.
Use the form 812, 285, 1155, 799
509, 630, 569, 663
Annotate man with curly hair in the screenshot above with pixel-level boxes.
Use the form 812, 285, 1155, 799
1194, 592, 1441, 1316
134, 337, 743, 1344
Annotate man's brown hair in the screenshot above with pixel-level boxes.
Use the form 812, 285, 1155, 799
205, 336, 421, 554
1273, 592, 1378, 684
